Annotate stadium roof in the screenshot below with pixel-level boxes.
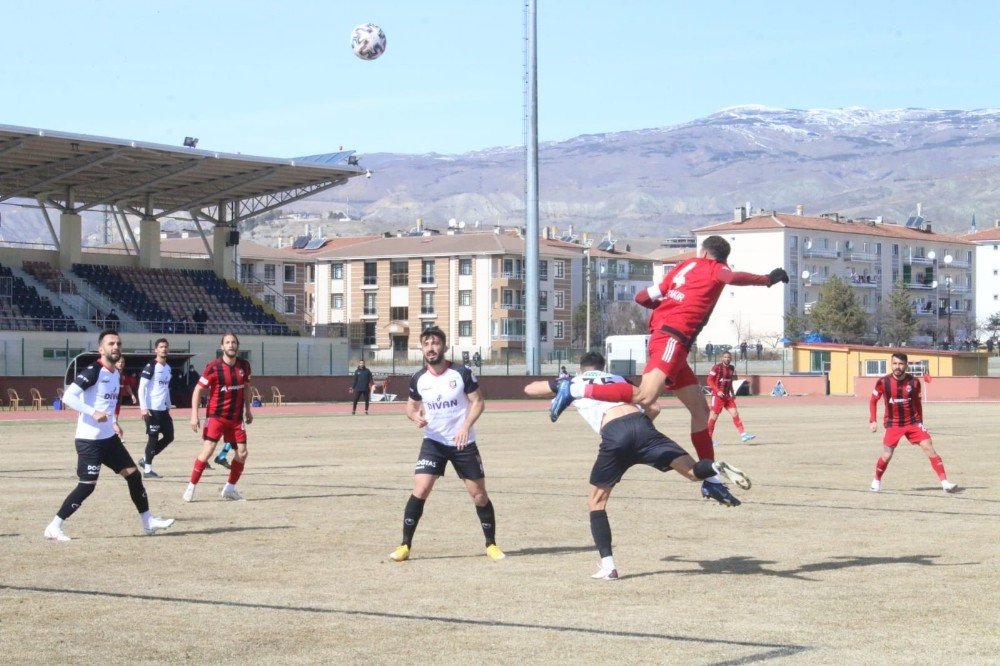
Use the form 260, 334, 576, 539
0, 124, 366, 223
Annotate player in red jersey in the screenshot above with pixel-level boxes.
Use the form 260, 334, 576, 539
184, 332, 254, 502
707, 351, 756, 443
868, 352, 958, 493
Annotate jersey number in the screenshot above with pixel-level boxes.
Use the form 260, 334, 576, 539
671, 262, 697, 290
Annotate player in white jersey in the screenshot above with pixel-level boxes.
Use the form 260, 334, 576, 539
524, 351, 750, 579
136, 338, 174, 478
388, 326, 505, 563
43, 330, 174, 542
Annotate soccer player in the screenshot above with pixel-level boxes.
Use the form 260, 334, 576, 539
136, 338, 174, 478
552, 235, 786, 499
868, 352, 959, 493
388, 326, 504, 563
525, 352, 750, 579
706, 351, 756, 443
184, 332, 254, 502
44, 330, 174, 541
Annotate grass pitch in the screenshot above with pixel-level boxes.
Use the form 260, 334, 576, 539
1, 399, 997, 664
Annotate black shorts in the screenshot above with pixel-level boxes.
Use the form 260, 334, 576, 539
75, 435, 135, 482
145, 410, 173, 436
414, 438, 485, 480
589, 412, 687, 488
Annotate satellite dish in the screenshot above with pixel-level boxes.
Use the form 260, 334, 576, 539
458, 221, 466, 229
931, 280, 939, 289
801, 271, 811, 280
927, 250, 936, 260
448, 218, 457, 228
804, 239, 813, 249
943, 254, 953, 265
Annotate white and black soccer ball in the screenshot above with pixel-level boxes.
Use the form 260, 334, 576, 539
351, 23, 387, 61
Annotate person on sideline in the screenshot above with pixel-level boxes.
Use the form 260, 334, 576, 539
525, 352, 750, 579
388, 326, 504, 563
350, 359, 374, 415
44, 330, 174, 541
869, 352, 958, 494
185, 333, 254, 502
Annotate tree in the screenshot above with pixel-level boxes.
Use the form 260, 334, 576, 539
783, 305, 806, 340
571, 300, 603, 349
603, 301, 648, 337
806, 275, 869, 342
879, 280, 918, 345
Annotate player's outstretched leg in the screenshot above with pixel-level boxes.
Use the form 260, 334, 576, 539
549, 379, 575, 422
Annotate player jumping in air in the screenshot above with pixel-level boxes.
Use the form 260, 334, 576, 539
868, 352, 959, 493
551, 235, 786, 501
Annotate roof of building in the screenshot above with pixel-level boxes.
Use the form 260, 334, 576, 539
659, 249, 698, 265
314, 231, 582, 260
0, 124, 364, 220
697, 213, 975, 245
962, 226, 1000, 243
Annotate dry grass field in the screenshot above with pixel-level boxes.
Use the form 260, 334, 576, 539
1, 398, 997, 665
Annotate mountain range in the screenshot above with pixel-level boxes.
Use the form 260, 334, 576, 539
4, 106, 1000, 247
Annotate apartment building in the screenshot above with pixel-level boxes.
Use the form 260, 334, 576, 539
962, 224, 1000, 324
694, 209, 975, 346
308, 230, 581, 362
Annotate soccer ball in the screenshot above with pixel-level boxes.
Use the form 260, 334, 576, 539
351, 23, 387, 61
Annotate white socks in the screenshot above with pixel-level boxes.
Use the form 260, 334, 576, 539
601, 555, 616, 572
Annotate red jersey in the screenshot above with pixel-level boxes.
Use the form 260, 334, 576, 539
636, 257, 770, 348
199, 357, 252, 420
869, 373, 923, 427
707, 362, 737, 397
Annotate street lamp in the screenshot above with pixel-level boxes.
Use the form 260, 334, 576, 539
584, 248, 591, 351
945, 275, 953, 345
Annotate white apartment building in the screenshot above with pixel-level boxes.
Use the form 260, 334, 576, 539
694, 209, 975, 347
962, 224, 1000, 324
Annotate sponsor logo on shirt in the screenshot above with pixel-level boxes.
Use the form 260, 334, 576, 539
218, 384, 245, 393
426, 399, 459, 410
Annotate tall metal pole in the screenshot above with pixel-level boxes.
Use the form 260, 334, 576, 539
524, 0, 541, 374
584, 248, 591, 351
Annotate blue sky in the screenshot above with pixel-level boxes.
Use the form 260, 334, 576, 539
2, 1, 998, 157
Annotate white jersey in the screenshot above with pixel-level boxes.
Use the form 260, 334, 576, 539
409, 362, 478, 446
138, 360, 172, 411
63, 361, 120, 440
571, 370, 635, 434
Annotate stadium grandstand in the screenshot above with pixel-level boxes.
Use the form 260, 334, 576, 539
0, 123, 366, 338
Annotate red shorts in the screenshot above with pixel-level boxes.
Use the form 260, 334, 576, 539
202, 417, 247, 444
644, 333, 698, 390
883, 423, 930, 447
710, 394, 737, 414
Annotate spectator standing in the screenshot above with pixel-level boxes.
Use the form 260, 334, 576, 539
106, 309, 120, 332
351, 360, 374, 415
755, 342, 763, 360
739, 341, 748, 360
193, 307, 208, 334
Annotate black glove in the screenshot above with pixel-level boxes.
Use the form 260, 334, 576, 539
768, 268, 789, 286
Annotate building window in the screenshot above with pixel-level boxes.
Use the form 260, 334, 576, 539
284, 295, 295, 314
422, 320, 436, 331
240, 263, 255, 283
363, 261, 377, 286
459, 258, 472, 276
501, 318, 525, 337
264, 264, 276, 285
390, 261, 409, 286
540, 321, 548, 341
459, 320, 472, 337
554, 260, 565, 279
458, 290, 472, 306
892, 244, 899, 257
554, 321, 564, 339
421, 260, 435, 284
421, 291, 435, 315
540, 291, 548, 311
554, 291, 564, 310
264, 294, 276, 309
332, 262, 344, 280
283, 265, 296, 283
540, 260, 549, 281
307, 265, 316, 283
331, 294, 343, 310
865, 359, 887, 376
363, 322, 376, 345
390, 306, 409, 320
789, 236, 798, 249
363, 292, 377, 316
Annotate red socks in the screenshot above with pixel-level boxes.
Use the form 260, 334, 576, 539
875, 458, 889, 481
929, 455, 947, 481
190, 458, 207, 484
691, 429, 714, 461
584, 382, 635, 403
733, 415, 745, 433
707, 419, 717, 438
228, 459, 245, 485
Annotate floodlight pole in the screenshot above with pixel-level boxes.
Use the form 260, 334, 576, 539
523, 0, 541, 375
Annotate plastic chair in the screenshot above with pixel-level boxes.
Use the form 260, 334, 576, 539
270, 386, 285, 406
250, 386, 263, 405
7, 388, 22, 411
30, 388, 46, 410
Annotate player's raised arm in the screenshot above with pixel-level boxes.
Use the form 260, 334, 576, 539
716, 266, 789, 287
524, 379, 558, 398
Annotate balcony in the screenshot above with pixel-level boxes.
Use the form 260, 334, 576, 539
802, 248, 839, 259
948, 258, 972, 269
846, 275, 880, 288
904, 281, 935, 290
843, 251, 879, 263
907, 256, 934, 266
912, 306, 936, 317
